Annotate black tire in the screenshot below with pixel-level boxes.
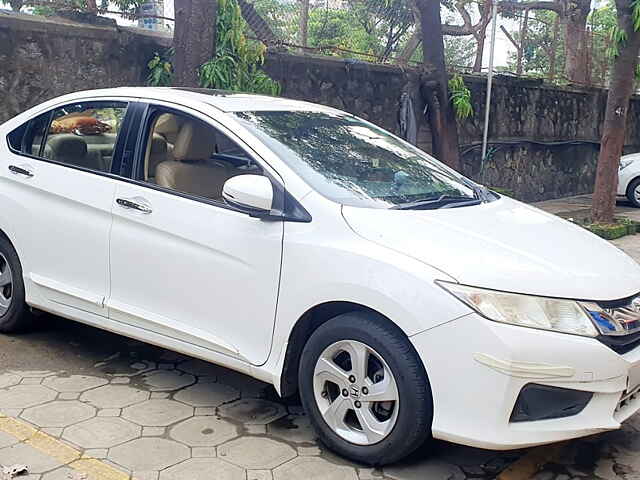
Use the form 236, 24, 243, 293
0, 236, 32, 333
298, 311, 433, 466
627, 177, 640, 208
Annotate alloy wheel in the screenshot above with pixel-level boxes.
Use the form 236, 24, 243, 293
313, 340, 399, 445
634, 184, 640, 203
0, 252, 13, 316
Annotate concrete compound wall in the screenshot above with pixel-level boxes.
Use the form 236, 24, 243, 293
2, 11, 638, 201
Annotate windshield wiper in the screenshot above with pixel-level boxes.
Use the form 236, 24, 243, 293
391, 194, 481, 210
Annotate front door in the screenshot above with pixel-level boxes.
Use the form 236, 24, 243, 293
107, 104, 283, 365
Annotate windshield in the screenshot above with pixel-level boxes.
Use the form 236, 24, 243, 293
233, 110, 480, 208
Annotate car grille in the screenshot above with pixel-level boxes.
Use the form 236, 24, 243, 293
614, 384, 640, 421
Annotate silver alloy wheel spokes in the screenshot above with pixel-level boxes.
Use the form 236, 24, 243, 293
313, 340, 400, 446
0, 253, 12, 316
635, 184, 640, 202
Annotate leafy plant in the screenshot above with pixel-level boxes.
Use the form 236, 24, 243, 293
198, 0, 280, 95
607, 25, 627, 58
448, 74, 473, 120
146, 49, 173, 87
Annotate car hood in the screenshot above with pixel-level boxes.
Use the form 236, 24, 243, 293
342, 197, 640, 301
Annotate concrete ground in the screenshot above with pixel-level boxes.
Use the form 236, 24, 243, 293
1, 195, 640, 480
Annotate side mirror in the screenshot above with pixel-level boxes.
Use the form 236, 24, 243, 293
223, 174, 273, 213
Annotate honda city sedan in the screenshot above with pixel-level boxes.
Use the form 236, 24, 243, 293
1, 88, 640, 465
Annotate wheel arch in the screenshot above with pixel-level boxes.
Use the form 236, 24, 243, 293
626, 175, 640, 199
278, 301, 412, 397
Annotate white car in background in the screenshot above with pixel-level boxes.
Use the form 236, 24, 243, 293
619, 153, 640, 206
1, 88, 640, 465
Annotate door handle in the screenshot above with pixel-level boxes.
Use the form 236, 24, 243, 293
116, 197, 153, 214
8, 165, 34, 177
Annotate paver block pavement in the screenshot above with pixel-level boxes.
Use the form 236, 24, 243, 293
80, 385, 149, 409
177, 359, 220, 378
273, 456, 358, 480
121, 399, 192, 426
0, 373, 21, 389
218, 437, 296, 469
268, 415, 317, 444
21, 401, 95, 428
384, 459, 466, 480
62, 417, 141, 448
173, 382, 239, 407
0, 442, 62, 473
108, 437, 190, 471
42, 375, 108, 393
0, 430, 18, 448
140, 370, 196, 392
0, 385, 56, 409
218, 399, 286, 425
169, 416, 237, 447
159, 458, 245, 480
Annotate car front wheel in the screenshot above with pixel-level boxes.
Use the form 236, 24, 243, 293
627, 177, 640, 208
298, 311, 433, 465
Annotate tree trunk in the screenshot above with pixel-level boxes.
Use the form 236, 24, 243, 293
237, 0, 279, 45
299, 0, 309, 51
548, 13, 559, 81
591, 0, 640, 223
173, 0, 217, 87
564, 0, 591, 84
86, 0, 97, 13
415, 0, 461, 171
472, 32, 485, 72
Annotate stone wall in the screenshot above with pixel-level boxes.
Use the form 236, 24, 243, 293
2, 12, 638, 201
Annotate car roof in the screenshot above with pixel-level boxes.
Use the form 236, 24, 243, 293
66, 87, 341, 114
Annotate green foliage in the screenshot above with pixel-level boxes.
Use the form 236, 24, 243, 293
448, 74, 473, 119
147, 50, 173, 87
607, 25, 627, 57
198, 0, 280, 95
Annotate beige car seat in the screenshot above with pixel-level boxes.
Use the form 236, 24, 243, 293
155, 121, 231, 199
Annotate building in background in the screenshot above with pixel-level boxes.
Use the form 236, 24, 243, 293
138, 0, 164, 30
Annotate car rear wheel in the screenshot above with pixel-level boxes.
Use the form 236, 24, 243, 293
0, 237, 31, 333
298, 311, 433, 466
626, 177, 640, 208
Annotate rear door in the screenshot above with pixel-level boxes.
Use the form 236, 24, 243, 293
1, 99, 135, 316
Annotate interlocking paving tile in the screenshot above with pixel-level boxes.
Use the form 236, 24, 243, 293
177, 359, 220, 378
122, 399, 193, 426
273, 456, 358, 480
63, 417, 141, 448
21, 400, 95, 428
43, 375, 108, 393
0, 385, 57, 409
9, 370, 55, 378
159, 458, 245, 480
41, 467, 77, 480
218, 399, 287, 425
0, 430, 18, 448
80, 385, 149, 409
169, 416, 237, 447
218, 437, 296, 469
384, 459, 466, 480
173, 382, 240, 407
0, 443, 62, 473
109, 437, 190, 471
268, 415, 317, 444
141, 370, 196, 391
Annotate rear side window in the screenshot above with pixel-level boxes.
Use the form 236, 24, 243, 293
41, 101, 128, 173
7, 113, 49, 156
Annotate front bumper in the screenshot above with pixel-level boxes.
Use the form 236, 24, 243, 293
411, 312, 640, 450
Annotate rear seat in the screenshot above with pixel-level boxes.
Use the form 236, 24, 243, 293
45, 134, 107, 171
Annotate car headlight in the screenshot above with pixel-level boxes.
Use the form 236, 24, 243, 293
438, 282, 598, 337
620, 157, 634, 170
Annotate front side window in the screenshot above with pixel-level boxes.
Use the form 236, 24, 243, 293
138, 109, 263, 202
234, 110, 482, 209
40, 101, 128, 173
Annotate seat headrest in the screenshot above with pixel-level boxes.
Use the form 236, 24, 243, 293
155, 114, 181, 135
173, 121, 216, 162
150, 133, 168, 154
47, 135, 88, 159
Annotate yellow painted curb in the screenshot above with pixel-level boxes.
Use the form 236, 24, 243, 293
0, 412, 131, 480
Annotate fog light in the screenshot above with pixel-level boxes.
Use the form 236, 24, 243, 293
510, 384, 593, 422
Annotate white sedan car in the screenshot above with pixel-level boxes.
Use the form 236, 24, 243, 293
1, 88, 640, 465
619, 152, 640, 206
